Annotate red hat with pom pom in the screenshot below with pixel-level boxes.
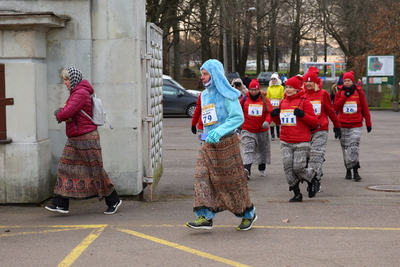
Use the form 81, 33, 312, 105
343, 71, 355, 83
285, 75, 303, 90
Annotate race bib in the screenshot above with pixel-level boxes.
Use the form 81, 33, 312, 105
280, 109, 296, 126
202, 103, 218, 126
343, 101, 357, 114
270, 99, 280, 108
248, 104, 263, 117
311, 100, 321, 115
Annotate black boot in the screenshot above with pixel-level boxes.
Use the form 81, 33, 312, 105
345, 169, 352, 180
353, 163, 362, 181
244, 164, 252, 180
289, 184, 302, 202
307, 174, 319, 198
270, 126, 275, 141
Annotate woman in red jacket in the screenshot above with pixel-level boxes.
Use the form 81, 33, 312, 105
45, 67, 121, 215
334, 71, 372, 181
240, 79, 273, 178
303, 67, 341, 191
270, 75, 319, 202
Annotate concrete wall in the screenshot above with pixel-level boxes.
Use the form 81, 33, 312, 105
0, 0, 149, 202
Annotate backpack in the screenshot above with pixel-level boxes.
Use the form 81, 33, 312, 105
81, 94, 107, 126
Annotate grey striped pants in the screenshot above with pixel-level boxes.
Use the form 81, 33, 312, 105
281, 141, 316, 187
310, 130, 329, 180
340, 127, 362, 169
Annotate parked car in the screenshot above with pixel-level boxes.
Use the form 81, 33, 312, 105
257, 71, 274, 85
163, 74, 200, 96
227, 72, 240, 83
162, 76, 197, 117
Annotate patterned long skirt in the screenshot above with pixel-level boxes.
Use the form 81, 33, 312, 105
53, 130, 115, 199
193, 134, 253, 217
240, 130, 271, 165
281, 141, 315, 187
340, 127, 362, 169
310, 130, 329, 180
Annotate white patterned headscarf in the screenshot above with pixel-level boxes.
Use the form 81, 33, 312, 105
67, 66, 83, 90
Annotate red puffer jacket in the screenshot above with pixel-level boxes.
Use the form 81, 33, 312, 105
271, 90, 318, 143
56, 80, 97, 137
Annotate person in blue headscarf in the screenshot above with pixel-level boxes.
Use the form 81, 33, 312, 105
186, 59, 257, 231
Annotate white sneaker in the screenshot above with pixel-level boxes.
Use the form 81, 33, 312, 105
259, 171, 266, 177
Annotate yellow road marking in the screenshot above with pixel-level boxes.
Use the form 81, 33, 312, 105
114, 227, 251, 267
118, 224, 400, 231
0, 228, 85, 237
57, 225, 107, 267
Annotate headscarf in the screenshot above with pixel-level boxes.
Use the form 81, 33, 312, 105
67, 66, 83, 90
200, 59, 240, 100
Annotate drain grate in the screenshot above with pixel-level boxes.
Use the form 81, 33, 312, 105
368, 185, 400, 192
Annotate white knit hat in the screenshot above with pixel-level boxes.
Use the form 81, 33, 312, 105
271, 72, 280, 80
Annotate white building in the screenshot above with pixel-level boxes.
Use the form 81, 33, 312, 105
0, 0, 163, 203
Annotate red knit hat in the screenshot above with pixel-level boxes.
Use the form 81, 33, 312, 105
343, 71, 355, 83
249, 79, 260, 89
285, 75, 303, 90
303, 66, 319, 83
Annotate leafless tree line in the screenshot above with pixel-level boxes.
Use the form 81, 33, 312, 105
147, 0, 400, 81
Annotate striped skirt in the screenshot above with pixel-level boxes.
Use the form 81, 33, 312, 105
53, 130, 115, 199
193, 134, 253, 217
340, 127, 362, 169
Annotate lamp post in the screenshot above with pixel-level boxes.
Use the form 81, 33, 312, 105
231, 7, 256, 73
222, 1, 228, 75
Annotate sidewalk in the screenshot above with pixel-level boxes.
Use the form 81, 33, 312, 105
1, 110, 400, 267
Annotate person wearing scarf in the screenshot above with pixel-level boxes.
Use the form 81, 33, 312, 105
45, 67, 122, 215
334, 71, 372, 181
270, 75, 319, 202
186, 59, 257, 231
302, 66, 341, 192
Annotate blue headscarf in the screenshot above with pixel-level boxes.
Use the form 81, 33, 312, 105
200, 59, 240, 100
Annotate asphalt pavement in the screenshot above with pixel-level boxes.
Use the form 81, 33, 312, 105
1, 110, 400, 267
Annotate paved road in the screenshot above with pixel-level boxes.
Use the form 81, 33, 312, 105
1, 110, 400, 267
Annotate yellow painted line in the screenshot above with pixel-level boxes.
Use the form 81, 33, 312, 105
114, 227, 251, 267
0, 228, 84, 237
0, 225, 107, 229
117, 224, 400, 231
57, 225, 107, 267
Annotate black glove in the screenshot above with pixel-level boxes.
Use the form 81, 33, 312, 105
367, 126, 372, 133
344, 89, 354, 97
191, 126, 197, 134
334, 127, 342, 139
293, 108, 305, 118
270, 108, 280, 118
54, 108, 61, 116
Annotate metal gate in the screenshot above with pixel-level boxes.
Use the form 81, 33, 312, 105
143, 23, 163, 200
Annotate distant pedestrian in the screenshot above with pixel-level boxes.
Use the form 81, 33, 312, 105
334, 71, 372, 181
186, 59, 257, 231
270, 75, 319, 202
231, 78, 248, 99
266, 72, 284, 141
46, 67, 122, 215
240, 79, 273, 179
242, 73, 252, 88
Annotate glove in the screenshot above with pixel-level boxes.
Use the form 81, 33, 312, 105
54, 108, 62, 116
262, 121, 269, 129
191, 126, 197, 134
293, 108, 305, 118
334, 127, 342, 139
270, 108, 280, 117
367, 126, 372, 133
344, 89, 354, 97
